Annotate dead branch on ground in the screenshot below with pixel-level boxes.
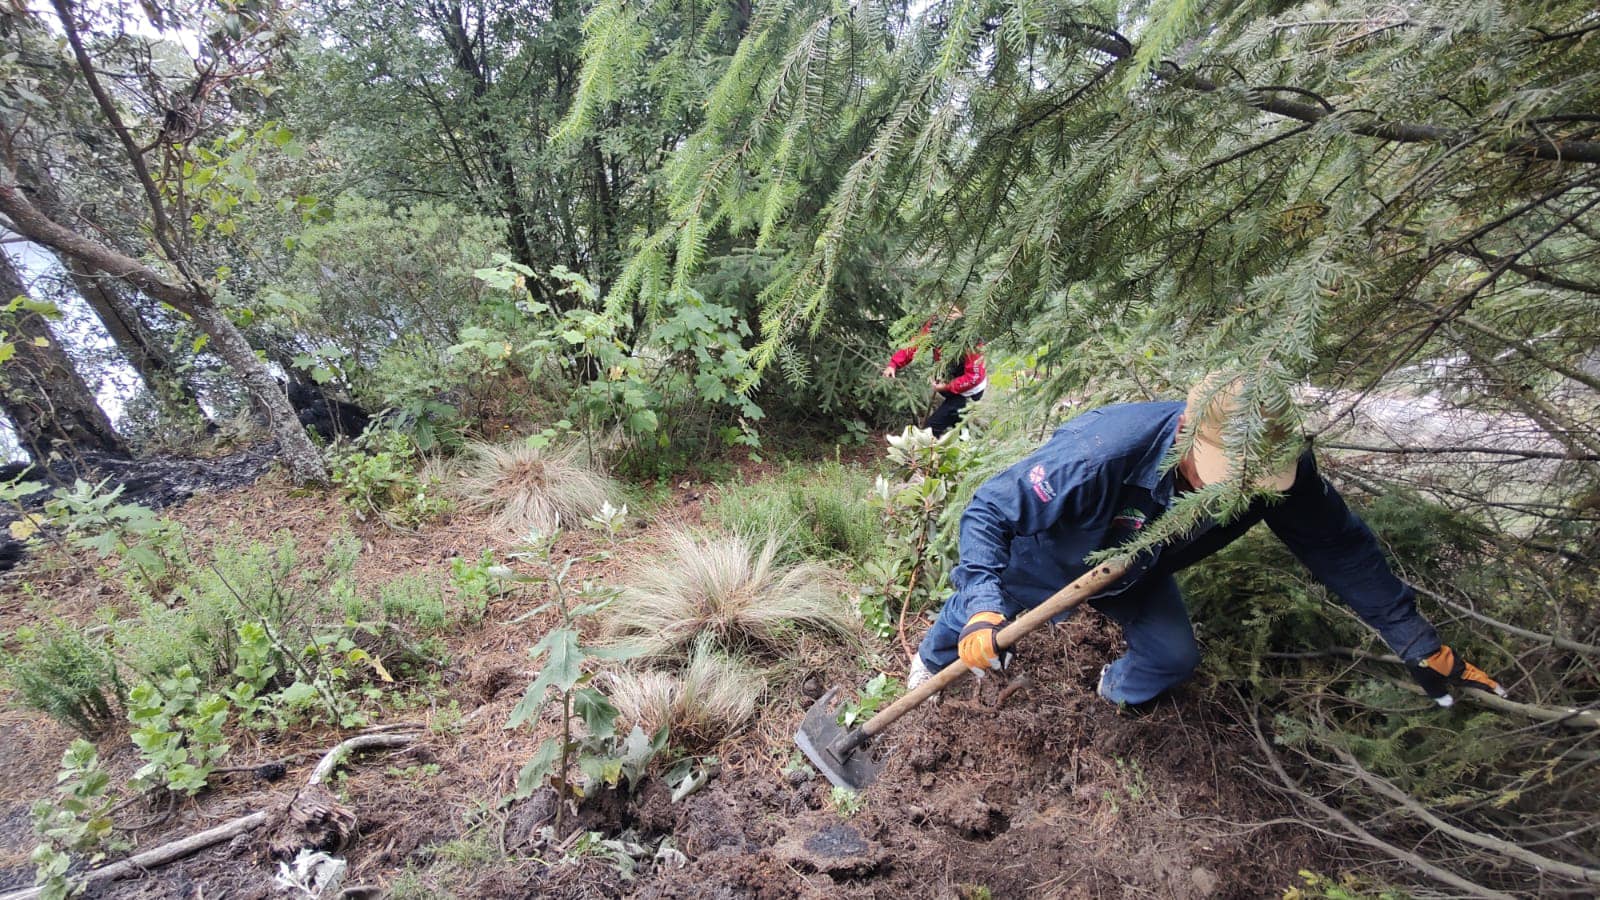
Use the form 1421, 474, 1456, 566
0, 729, 421, 900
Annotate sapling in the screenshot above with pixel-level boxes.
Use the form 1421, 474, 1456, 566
862, 427, 979, 651
39, 479, 187, 594
503, 530, 663, 836
837, 672, 903, 729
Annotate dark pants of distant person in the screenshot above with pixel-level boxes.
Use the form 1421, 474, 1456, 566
926, 390, 982, 437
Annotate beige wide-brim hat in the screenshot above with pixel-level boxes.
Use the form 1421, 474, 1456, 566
1185, 377, 1299, 492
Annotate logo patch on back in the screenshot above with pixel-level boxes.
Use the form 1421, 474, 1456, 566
1027, 465, 1055, 502
1112, 507, 1147, 530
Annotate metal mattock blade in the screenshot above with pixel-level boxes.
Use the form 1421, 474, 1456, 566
794, 687, 885, 791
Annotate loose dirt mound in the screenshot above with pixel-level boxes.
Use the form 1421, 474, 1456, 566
615, 618, 1323, 897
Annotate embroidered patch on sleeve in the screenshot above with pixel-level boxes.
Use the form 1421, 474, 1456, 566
1112, 507, 1147, 530
1028, 464, 1056, 502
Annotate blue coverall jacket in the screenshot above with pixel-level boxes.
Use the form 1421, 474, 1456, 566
916, 401, 1442, 702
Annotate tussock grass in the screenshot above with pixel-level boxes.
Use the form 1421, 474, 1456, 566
444, 440, 616, 535
606, 530, 856, 660
606, 641, 761, 746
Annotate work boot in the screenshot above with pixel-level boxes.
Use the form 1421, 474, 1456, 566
907, 656, 932, 690
1097, 663, 1159, 716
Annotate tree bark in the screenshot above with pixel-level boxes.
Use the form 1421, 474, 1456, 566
0, 251, 126, 461
186, 303, 326, 480
63, 260, 209, 413
17, 159, 209, 415
0, 180, 327, 483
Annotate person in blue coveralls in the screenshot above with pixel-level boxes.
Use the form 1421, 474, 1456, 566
906, 377, 1505, 709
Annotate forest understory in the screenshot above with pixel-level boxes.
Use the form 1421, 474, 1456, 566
0, 457, 1345, 899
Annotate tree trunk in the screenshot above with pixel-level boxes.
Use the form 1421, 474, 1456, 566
15, 157, 210, 419
0, 251, 126, 460
431, 1, 543, 280
64, 260, 210, 414
0, 180, 328, 484
184, 304, 325, 481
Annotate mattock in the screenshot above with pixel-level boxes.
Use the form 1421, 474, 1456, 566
796, 559, 1131, 791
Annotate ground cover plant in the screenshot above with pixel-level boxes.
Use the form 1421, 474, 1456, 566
604, 530, 857, 662
443, 439, 618, 538
702, 460, 882, 564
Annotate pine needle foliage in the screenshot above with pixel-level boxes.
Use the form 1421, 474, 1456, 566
1, 627, 122, 739
586, 0, 1600, 542
604, 530, 857, 661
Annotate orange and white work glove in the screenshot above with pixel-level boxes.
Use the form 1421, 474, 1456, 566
1410, 645, 1506, 707
958, 611, 1010, 673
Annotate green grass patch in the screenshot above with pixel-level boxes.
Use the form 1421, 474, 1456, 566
703, 461, 881, 564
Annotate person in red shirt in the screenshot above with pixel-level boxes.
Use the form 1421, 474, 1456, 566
882, 308, 987, 437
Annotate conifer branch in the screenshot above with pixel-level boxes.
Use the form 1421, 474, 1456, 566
1246, 703, 1517, 900
1063, 23, 1600, 165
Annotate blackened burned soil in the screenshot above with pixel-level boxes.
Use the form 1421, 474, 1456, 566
629, 617, 1330, 898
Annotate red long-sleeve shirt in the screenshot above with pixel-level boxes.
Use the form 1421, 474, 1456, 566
886, 324, 988, 397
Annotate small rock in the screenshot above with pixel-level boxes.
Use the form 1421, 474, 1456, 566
920, 773, 935, 788
1190, 866, 1219, 896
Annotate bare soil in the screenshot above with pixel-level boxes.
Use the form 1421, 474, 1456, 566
0, 457, 1336, 899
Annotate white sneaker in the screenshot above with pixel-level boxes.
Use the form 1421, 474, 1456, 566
907, 656, 932, 690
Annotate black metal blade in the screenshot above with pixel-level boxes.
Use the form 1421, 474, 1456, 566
794, 687, 884, 791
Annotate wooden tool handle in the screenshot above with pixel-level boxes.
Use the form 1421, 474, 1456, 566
859, 560, 1131, 738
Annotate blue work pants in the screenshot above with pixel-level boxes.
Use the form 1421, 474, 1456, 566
916, 575, 1200, 705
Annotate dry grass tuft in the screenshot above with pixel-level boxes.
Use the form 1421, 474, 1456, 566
605, 530, 857, 661
443, 440, 616, 536
606, 642, 761, 746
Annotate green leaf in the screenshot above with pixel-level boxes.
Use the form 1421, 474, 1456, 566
572, 687, 618, 740
626, 409, 658, 433
579, 753, 625, 787
512, 739, 564, 800
277, 682, 320, 707
506, 629, 583, 729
